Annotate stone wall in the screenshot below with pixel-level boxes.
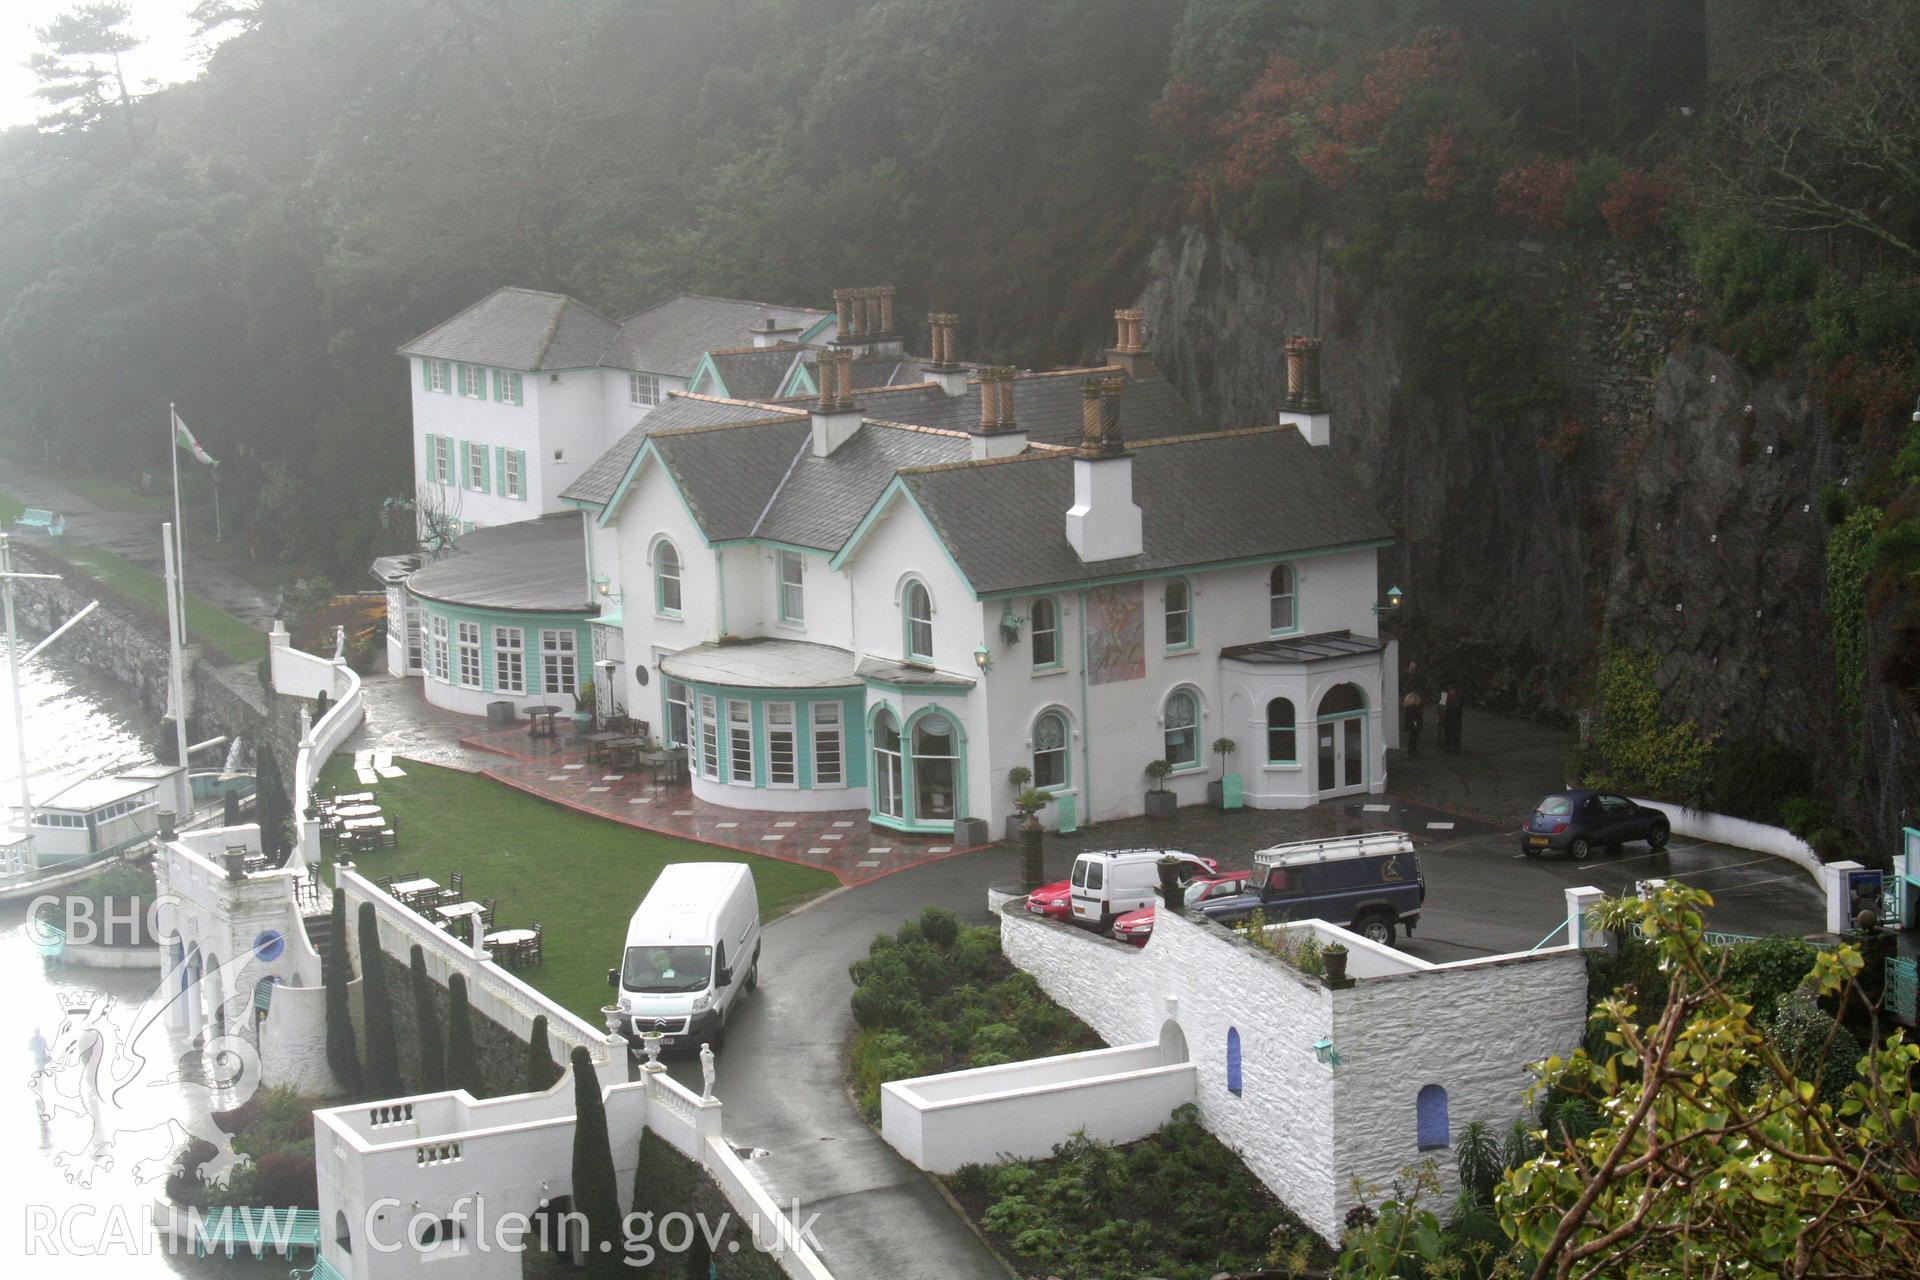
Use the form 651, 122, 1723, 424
1000, 903, 1589, 1240
376, 950, 533, 1097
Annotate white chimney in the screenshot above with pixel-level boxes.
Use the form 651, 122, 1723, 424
1065, 378, 1142, 561
1277, 335, 1332, 447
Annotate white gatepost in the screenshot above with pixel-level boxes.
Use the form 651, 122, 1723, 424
1565, 886, 1606, 949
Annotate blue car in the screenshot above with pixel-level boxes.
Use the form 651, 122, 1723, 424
1522, 789, 1669, 861
1199, 832, 1424, 946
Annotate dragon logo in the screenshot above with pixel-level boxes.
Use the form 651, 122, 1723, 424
29, 910, 267, 1192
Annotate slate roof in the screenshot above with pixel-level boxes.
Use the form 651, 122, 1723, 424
896, 426, 1394, 595
755, 423, 969, 550
398, 288, 621, 371
789, 368, 1198, 449
792, 352, 947, 396
647, 418, 813, 541
700, 345, 813, 400
604, 295, 830, 376
660, 639, 862, 689
404, 512, 594, 612
559, 394, 799, 508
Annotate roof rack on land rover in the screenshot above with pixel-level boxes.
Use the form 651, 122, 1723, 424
1251, 830, 1414, 865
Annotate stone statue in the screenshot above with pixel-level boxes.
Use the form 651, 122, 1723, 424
699, 1043, 716, 1102
332, 624, 347, 661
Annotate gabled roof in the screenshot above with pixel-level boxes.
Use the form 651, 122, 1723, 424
646, 418, 813, 542
693, 345, 814, 400
398, 288, 621, 371
560, 394, 799, 508
892, 426, 1394, 596
755, 422, 969, 550
603, 295, 831, 376
404, 512, 593, 612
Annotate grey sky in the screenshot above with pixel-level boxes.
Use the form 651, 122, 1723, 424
0, 0, 208, 130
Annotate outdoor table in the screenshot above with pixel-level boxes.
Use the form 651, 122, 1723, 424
333, 803, 382, 819
331, 791, 376, 805
582, 730, 622, 763
608, 735, 648, 768
436, 900, 488, 943
390, 877, 439, 904
635, 748, 682, 792
484, 928, 536, 947
342, 816, 386, 830
524, 705, 562, 739
243, 854, 269, 873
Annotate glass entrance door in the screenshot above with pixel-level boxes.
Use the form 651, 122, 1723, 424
1316, 716, 1365, 794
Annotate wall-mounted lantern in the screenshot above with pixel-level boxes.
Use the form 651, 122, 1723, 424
1312, 1037, 1341, 1067
1370, 586, 1403, 617
973, 644, 993, 674
593, 574, 610, 596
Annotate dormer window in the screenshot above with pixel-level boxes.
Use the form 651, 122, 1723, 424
655, 541, 683, 616
630, 373, 661, 407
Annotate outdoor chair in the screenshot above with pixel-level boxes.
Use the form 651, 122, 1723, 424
449, 872, 464, 898
378, 875, 395, 892
528, 922, 543, 966
379, 827, 398, 848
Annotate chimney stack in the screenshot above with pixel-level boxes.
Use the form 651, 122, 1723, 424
1279, 335, 1332, 446
969, 368, 1028, 460
810, 349, 863, 458
1066, 375, 1143, 561
1106, 307, 1155, 380
924, 312, 968, 397
832, 285, 904, 357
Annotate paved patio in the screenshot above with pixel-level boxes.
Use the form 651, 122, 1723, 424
457, 719, 982, 886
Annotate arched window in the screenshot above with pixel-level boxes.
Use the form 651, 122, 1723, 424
654, 541, 682, 615
1269, 564, 1296, 633
1032, 711, 1069, 790
1417, 1084, 1450, 1150
1163, 689, 1199, 768
1266, 698, 1297, 764
873, 711, 904, 819
335, 1210, 353, 1254
1319, 682, 1367, 716
904, 581, 933, 662
1226, 1027, 1243, 1095
911, 714, 958, 821
1030, 598, 1060, 669
1164, 579, 1192, 650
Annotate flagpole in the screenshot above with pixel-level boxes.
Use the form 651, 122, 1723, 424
161, 523, 191, 793
168, 402, 186, 648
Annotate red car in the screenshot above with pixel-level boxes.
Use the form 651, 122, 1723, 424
1111, 872, 1251, 945
1025, 854, 1219, 921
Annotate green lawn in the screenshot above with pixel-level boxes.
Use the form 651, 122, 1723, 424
46, 466, 171, 513
0, 489, 22, 525
318, 757, 838, 1020
56, 543, 268, 664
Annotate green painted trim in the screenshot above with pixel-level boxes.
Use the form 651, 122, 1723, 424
674, 682, 867, 789
828, 479, 983, 600
973, 538, 1396, 601
1267, 562, 1300, 637
411, 596, 589, 696
902, 578, 933, 663
797, 314, 836, 344
712, 537, 833, 559
863, 700, 969, 832
776, 549, 806, 626
1028, 594, 1065, 671
777, 359, 816, 399
1161, 575, 1196, 653
861, 675, 975, 694
653, 537, 685, 617
687, 353, 727, 399
597, 439, 716, 548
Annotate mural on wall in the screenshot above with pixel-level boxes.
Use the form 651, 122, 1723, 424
1086, 583, 1145, 685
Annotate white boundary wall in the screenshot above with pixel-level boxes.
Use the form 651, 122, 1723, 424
882, 1024, 1196, 1172
270, 621, 365, 869
1631, 798, 1822, 886
1000, 904, 1590, 1240
336, 866, 630, 1086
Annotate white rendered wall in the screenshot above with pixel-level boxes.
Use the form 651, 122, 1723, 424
882, 1034, 1195, 1172
596, 370, 689, 443
999, 904, 1588, 1241
531, 368, 614, 506
409, 359, 551, 528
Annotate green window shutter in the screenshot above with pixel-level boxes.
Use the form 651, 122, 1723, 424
495, 445, 506, 497
421, 359, 431, 391
490, 370, 501, 402
515, 450, 528, 500
425, 434, 438, 480
479, 443, 491, 494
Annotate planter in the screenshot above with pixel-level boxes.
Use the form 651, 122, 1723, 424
1144, 791, 1177, 819
1157, 856, 1185, 907
1323, 947, 1349, 984
1004, 814, 1025, 843
1020, 825, 1046, 892
952, 817, 990, 848
1206, 780, 1224, 808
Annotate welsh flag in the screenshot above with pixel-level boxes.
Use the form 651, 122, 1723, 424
172, 409, 218, 467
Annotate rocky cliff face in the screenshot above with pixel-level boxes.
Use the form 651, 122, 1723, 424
1142, 226, 1888, 829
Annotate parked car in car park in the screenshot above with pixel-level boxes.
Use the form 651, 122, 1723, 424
1111, 872, 1251, 945
1522, 789, 1670, 861
1026, 852, 1218, 921
1199, 831, 1424, 946
1066, 849, 1218, 929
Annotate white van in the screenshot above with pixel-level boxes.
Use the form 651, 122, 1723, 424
608, 863, 760, 1050
1068, 848, 1215, 928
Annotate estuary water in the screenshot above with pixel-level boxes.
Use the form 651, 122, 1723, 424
0, 657, 263, 1276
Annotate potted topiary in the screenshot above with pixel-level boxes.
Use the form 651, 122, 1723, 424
1144, 759, 1176, 818
1157, 853, 1186, 908
1005, 767, 1033, 843
1207, 737, 1238, 808
1013, 785, 1052, 892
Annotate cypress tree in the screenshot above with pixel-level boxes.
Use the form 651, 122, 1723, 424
409, 945, 445, 1092
525, 1014, 562, 1093
446, 972, 485, 1097
324, 888, 361, 1092
568, 1046, 625, 1276
357, 903, 403, 1096
683, 1219, 711, 1280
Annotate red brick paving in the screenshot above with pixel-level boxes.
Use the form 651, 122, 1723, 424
458, 722, 984, 886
